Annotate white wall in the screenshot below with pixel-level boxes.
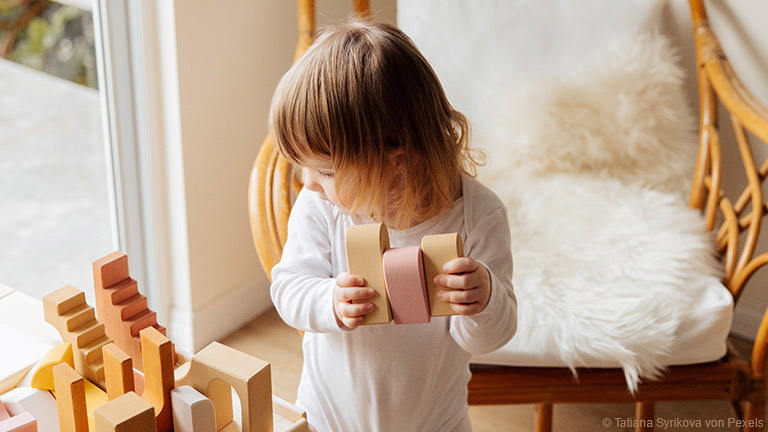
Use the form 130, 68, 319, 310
661, 0, 768, 340
153, 0, 395, 353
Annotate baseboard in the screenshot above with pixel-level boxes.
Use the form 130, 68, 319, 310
190, 277, 272, 353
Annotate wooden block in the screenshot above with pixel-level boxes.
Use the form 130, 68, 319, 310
85, 379, 110, 430
178, 342, 272, 432
0, 411, 37, 432
93, 392, 156, 432
1, 387, 59, 432
345, 223, 392, 325
30, 343, 74, 392
93, 252, 170, 372
0, 322, 53, 394
43, 286, 111, 389
171, 386, 215, 432
52, 363, 88, 432
139, 327, 174, 432
103, 343, 135, 400
382, 246, 430, 324
421, 233, 464, 317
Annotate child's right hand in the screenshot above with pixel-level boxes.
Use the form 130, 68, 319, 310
334, 272, 376, 330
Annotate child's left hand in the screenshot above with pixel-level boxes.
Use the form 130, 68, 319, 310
433, 257, 491, 316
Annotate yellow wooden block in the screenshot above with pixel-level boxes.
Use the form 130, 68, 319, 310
85, 378, 110, 430
421, 233, 464, 317
94, 391, 156, 432
30, 343, 74, 392
345, 223, 392, 325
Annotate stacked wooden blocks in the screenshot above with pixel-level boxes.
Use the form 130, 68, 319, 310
92, 252, 167, 372
346, 223, 464, 325
1, 251, 309, 432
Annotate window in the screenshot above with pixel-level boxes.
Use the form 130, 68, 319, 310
0, 0, 114, 304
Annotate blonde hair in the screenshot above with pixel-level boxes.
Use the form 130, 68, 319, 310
269, 20, 483, 229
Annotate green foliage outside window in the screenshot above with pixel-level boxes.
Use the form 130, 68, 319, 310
0, 0, 98, 89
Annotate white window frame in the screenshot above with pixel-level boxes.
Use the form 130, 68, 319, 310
92, 0, 164, 320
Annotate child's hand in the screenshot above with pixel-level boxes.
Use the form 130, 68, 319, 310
334, 272, 376, 329
433, 257, 491, 316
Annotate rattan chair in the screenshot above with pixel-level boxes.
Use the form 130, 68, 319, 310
248, 1, 768, 431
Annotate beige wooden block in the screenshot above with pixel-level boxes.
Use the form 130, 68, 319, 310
139, 327, 174, 432
171, 386, 215, 432
93, 392, 156, 432
345, 223, 392, 325
272, 396, 308, 432
421, 233, 464, 317
103, 343, 135, 401
177, 342, 272, 432
1, 387, 59, 432
52, 363, 88, 432
43, 286, 111, 389
30, 343, 74, 392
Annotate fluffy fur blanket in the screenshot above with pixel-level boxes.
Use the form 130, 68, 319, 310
472, 35, 725, 390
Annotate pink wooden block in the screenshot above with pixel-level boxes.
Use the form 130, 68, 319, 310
0, 411, 37, 432
0, 402, 9, 421
383, 246, 430, 325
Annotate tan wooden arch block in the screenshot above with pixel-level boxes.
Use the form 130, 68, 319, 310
421, 232, 464, 317
176, 342, 272, 432
345, 223, 392, 325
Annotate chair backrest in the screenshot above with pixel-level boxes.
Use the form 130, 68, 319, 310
687, 0, 768, 376
688, 0, 768, 300
248, 0, 370, 279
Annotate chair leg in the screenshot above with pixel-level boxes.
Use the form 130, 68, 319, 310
534, 403, 553, 432
744, 398, 765, 432
635, 401, 654, 432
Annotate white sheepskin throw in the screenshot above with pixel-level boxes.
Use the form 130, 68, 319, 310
470, 35, 723, 390
477, 34, 697, 196
399, 1, 729, 390
484, 171, 723, 391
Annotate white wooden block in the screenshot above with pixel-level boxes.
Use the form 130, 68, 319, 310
0, 323, 52, 394
0, 387, 59, 432
170, 386, 215, 432
0, 291, 63, 347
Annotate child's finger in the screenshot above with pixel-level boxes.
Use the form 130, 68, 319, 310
433, 271, 482, 289
437, 287, 482, 304
337, 301, 374, 319
342, 316, 365, 329
450, 302, 484, 316
337, 272, 364, 287
442, 257, 478, 274
337, 287, 376, 302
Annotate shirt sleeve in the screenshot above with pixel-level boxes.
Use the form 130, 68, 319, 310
270, 189, 345, 333
449, 206, 518, 355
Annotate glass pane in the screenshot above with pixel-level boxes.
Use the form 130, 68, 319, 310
0, 1, 114, 304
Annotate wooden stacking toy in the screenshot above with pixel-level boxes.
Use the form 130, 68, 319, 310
345, 223, 464, 325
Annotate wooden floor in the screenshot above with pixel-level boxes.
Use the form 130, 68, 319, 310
222, 308, 764, 432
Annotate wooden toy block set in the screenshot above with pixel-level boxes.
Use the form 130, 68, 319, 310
0, 252, 308, 432
346, 223, 464, 325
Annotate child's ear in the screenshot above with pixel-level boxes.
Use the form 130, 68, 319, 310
387, 149, 406, 174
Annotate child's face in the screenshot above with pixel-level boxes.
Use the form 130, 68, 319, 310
301, 157, 352, 214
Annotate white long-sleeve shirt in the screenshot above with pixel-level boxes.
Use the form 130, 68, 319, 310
270, 175, 517, 432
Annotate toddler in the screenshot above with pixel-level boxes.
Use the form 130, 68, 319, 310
269, 19, 517, 432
